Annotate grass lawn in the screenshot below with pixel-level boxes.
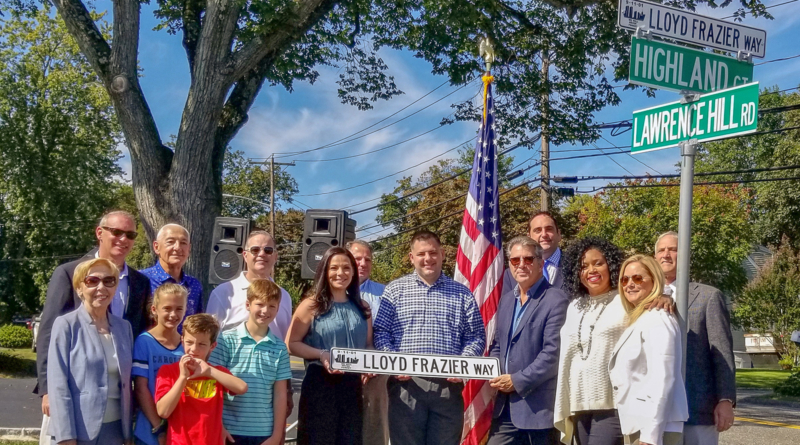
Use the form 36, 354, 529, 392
0, 347, 37, 378
736, 368, 793, 389
0, 441, 36, 444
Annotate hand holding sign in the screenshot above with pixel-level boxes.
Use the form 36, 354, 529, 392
330, 348, 500, 380
489, 374, 516, 393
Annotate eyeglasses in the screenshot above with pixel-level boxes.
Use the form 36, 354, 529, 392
509, 256, 538, 267
247, 245, 275, 256
621, 274, 647, 286
101, 226, 138, 240
83, 276, 118, 288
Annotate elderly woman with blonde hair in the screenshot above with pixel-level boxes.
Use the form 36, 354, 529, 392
47, 258, 133, 445
608, 255, 689, 445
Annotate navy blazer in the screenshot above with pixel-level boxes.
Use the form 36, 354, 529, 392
488, 279, 569, 430
47, 304, 134, 442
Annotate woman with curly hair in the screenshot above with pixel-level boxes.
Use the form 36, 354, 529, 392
286, 246, 372, 445
554, 237, 626, 445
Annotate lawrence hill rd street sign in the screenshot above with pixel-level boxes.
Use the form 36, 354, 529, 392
631, 82, 759, 154
618, 0, 767, 58
629, 36, 754, 94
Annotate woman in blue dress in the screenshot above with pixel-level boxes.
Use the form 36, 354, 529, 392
287, 246, 373, 445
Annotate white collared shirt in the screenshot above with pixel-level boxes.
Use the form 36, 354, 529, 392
206, 271, 293, 342
95, 252, 129, 318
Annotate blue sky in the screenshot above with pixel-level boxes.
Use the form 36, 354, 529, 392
111, 1, 800, 240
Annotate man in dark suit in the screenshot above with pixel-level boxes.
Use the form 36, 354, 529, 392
35, 210, 152, 418
488, 236, 569, 445
656, 231, 736, 445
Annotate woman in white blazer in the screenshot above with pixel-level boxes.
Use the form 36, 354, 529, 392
608, 255, 688, 445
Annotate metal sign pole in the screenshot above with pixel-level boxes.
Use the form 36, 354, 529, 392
676, 137, 696, 381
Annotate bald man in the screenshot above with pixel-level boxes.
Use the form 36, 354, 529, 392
140, 224, 203, 329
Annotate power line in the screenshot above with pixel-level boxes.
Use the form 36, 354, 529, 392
294, 138, 472, 197
556, 164, 800, 183
722, 0, 798, 19
579, 175, 800, 193
0, 253, 84, 263
270, 78, 480, 159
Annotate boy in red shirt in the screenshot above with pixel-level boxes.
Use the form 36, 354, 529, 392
156, 314, 248, 445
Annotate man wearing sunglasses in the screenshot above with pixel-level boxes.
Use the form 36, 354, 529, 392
35, 210, 152, 428
655, 232, 736, 445
207, 230, 293, 340
487, 236, 568, 445
140, 223, 203, 331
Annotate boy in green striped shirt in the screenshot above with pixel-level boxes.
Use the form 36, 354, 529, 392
210, 279, 292, 445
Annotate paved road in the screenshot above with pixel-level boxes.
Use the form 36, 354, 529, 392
4, 369, 799, 443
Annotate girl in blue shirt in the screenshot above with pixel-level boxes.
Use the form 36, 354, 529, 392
132, 283, 187, 445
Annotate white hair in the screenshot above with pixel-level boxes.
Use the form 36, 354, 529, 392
157, 223, 190, 242
654, 231, 678, 253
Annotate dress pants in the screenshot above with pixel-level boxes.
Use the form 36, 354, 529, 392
683, 424, 719, 445
487, 404, 560, 445
387, 376, 464, 445
363, 374, 390, 445
573, 410, 624, 445
297, 364, 363, 445
50, 420, 124, 445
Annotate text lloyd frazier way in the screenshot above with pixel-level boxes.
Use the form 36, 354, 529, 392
622, 5, 764, 54
334, 351, 498, 377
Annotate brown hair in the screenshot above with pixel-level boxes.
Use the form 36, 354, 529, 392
153, 283, 189, 308
182, 314, 220, 343
72, 258, 120, 297
527, 211, 560, 234
247, 279, 282, 304
409, 230, 441, 250
307, 247, 367, 319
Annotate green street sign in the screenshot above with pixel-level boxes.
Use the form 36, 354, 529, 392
629, 36, 754, 93
631, 82, 759, 154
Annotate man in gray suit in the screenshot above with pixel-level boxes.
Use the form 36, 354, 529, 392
502, 211, 564, 293
656, 231, 736, 445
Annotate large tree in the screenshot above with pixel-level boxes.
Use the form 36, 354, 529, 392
6, 0, 770, 288
563, 180, 755, 296
0, 5, 123, 314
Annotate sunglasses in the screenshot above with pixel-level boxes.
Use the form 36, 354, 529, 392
509, 256, 538, 267
621, 274, 647, 286
102, 226, 138, 240
83, 276, 118, 288
247, 245, 275, 256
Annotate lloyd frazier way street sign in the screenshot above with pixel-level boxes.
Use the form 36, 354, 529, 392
631, 82, 759, 153
618, 0, 767, 58
629, 36, 754, 94
329, 348, 501, 380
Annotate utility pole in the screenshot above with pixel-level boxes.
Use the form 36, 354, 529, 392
540, 46, 551, 211
250, 155, 295, 236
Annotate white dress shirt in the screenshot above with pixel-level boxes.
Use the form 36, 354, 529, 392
206, 271, 293, 342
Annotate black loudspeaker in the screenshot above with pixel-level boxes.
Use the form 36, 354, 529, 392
209, 217, 253, 285
302, 210, 357, 279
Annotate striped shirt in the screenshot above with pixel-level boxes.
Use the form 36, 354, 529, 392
208, 323, 292, 437
373, 271, 486, 356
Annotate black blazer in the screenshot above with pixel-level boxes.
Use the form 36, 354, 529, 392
35, 250, 152, 395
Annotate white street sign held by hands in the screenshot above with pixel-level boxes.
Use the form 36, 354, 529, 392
329, 348, 501, 380
618, 0, 767, 58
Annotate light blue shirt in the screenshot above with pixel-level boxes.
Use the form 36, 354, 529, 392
360, 279, 385, 316
505, 278, 544, 371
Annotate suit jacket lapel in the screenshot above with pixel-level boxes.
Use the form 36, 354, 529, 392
610, 322, 637, 369
511, 280, 550, 340
688, 283, 701, 309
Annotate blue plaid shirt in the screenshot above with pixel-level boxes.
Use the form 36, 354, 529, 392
139, 262, 203, 331
373, 271, 486, 357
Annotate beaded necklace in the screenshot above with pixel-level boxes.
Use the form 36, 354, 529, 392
576, 291, 614, 360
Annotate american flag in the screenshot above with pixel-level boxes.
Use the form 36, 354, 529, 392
455, 76, 504, 445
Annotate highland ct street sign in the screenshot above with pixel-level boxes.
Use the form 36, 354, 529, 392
618, 0, 767, 58
631, 82, 760, 154
629, 36, 754, 93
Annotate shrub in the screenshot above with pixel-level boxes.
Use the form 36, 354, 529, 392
0, 350, 36, 375
774, 370, 800, 397
0, 324, 33, 349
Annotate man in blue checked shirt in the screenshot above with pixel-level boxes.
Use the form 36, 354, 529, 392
374, 230, 486, 445
139, 224, 203, 331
